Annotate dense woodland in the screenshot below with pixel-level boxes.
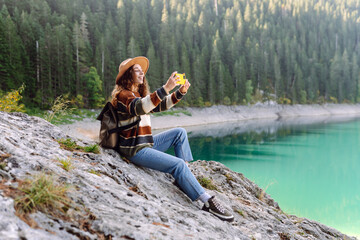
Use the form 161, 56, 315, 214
1, 0, 360, 109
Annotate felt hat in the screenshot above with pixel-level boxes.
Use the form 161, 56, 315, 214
115, 56, 149, 84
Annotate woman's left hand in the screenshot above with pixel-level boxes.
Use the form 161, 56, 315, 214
179, 79, 191, 94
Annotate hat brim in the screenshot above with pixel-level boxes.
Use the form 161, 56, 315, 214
116, 56, 149, 84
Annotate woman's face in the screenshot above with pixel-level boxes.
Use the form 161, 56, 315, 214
131, 64, 144, 86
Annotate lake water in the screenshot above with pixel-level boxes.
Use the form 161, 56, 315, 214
187, 117, 360, 238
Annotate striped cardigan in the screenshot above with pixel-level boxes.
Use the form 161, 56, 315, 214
115, 87, 185, 157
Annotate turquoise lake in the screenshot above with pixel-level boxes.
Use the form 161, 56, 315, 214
187, 117, 360, 238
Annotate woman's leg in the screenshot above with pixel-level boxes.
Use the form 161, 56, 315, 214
152, 128, 193, 161
128, 147, 204, 201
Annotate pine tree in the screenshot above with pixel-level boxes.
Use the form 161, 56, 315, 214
83, 66, 105, 108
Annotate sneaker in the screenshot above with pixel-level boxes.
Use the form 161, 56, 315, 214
202, 196, 234, 222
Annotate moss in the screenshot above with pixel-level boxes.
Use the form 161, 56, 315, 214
196, 176, 218, 191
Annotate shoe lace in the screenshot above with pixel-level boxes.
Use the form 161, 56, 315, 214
212, 198, 225, 214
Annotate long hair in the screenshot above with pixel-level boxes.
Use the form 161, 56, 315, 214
111, 65, 150, 107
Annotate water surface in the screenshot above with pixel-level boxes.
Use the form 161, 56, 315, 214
187, 117, 360, 237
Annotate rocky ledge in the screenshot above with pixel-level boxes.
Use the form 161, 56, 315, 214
0, 112, 356, 240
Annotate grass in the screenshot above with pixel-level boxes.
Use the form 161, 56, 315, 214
57, 138, 100, 154
58, 158, 73, 171
224, 173, 234, 182
83, 144, 100, 154
196, 176, 219, 191
27, 107, 100, 125
152, 109, 192, 117
14, 174, 72, 215
256, 181, 275, 201
236, 209, 245, 217
88, 169, 101, 176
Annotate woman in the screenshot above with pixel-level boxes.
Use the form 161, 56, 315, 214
111, 56, 234, 222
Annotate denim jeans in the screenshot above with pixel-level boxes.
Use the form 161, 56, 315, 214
128, 128, 205, 201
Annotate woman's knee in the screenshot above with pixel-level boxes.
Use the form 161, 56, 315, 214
175, 127, 187, 138
172, 159, 187, 175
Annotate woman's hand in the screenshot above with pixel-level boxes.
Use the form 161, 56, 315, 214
179, 79, 191, 94
163, 72, 179, 93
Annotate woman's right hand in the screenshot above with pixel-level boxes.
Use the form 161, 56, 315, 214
163, 71, 179, 93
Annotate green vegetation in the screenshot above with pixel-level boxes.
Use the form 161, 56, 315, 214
0, 162, 6, 170
196, 176, 219, 191
83, 144, 100, 154
57, 138, 100, 154
28, 108, 100, 125
88, 169, 101, 176
1, 0, 360, 109
58, 158, 74, 172
0, 84, 25, 112
14, 174, 71, 214
256, 189, 266, 201
236, 209, 245, 217
0, 153, 10, 170
44, 95, 73, 124
152, 109, 192, 117
224, 173, 234, 182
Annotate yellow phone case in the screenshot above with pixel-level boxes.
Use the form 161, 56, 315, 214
175, 73, 186, 85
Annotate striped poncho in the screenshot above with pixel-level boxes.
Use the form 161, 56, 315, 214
115, 87, 185, 157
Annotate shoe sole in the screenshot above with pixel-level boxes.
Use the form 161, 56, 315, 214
205, 208, 234, 222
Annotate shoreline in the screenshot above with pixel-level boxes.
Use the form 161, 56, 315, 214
57, 104, 360, 239
59, 103, 360, 141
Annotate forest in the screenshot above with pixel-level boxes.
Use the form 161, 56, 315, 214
1, 0, 360, 109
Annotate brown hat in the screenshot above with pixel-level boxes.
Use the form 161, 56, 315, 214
115, 56, 149, 85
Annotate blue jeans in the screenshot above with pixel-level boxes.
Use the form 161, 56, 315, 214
129, 128, 205, 201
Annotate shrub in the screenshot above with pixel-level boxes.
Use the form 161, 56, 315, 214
194, 96, 204, 107
0, 84, 26, 112
223, 96, 231, 105
252, 89, 263, 103
278, 97, 291, 105
204, 101, 212, 107
329, 96, 338, 103
300, 90, 307, 104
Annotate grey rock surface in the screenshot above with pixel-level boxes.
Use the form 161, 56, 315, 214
0, 112, 357, 240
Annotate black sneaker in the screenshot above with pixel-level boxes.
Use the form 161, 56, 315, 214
202, 196, 234, 222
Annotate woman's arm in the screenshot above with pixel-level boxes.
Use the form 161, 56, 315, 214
152, 75, 191, 113
117, 87, 168, 116
117, 72, 190, 115
151, 89, 186, 113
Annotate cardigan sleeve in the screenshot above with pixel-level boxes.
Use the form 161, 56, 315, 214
151, 89, 186, 113
117, 87, 168, 116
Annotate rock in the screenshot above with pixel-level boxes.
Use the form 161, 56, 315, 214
0, 111, 357, 240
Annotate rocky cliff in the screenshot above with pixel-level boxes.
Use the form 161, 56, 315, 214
0, 112, 356, 240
